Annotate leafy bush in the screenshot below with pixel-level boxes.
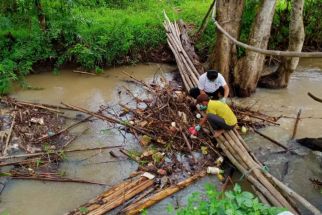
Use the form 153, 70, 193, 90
169, 184, 285, 215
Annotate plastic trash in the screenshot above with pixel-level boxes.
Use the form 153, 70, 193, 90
188, 127, 198, 136
207, 166, 224, 174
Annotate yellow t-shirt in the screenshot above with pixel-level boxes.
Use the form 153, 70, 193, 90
206, 100, 237, 126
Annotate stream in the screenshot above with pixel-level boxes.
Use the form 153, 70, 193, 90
0, 59, 322, 214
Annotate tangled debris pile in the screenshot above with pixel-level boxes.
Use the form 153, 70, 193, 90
1, 97, 69, 154
0, 97, 119, 185
65, 74, 282, 215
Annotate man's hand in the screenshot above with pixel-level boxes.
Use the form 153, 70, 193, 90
200, 90, 206, 95
196, 104, 207, 111
195, 124, 201, 131
219, 97, 227, 103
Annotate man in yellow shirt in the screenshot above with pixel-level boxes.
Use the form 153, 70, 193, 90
196, 94, 237, 137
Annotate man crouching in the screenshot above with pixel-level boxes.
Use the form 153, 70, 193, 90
196, 94, 237, 137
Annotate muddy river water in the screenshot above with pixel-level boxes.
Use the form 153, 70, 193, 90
0, 60, 322, 214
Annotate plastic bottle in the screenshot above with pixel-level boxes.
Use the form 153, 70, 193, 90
207, 166, 224, 174
215, 156, 224, 166
207, 167, 224, 181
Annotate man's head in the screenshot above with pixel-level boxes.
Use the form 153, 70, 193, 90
196, 94, 210, 106
206, 70, 218, 81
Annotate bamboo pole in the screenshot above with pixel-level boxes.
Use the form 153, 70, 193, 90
67, 177, 154, 215
123, 171, 207, 214
0, 145, 122, 161
8, 100, 64, 114
88, 179, 154, 215
251, 185, 271, 206
217, 137, 285, 208
222, 133, 296, 211
11, 176, 107, 185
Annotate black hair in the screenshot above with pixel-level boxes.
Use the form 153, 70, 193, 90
206, 70, 218, 81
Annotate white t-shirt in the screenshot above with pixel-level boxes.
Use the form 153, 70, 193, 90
198, 73, 227, 93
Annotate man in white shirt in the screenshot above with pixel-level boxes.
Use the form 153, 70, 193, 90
189, 70, 230, 102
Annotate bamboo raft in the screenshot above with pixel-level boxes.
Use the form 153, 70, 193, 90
163, 12, 321, 215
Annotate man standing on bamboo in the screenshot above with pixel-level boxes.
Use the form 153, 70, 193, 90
189, 70, 229, 103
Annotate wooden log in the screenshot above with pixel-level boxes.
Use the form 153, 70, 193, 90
123, 171, 207, 215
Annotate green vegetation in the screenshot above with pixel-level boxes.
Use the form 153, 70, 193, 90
0, 0, 321, 94
169, 184, 285, 215
0, 0, 213, 94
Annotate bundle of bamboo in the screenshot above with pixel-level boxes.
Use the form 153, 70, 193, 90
66, 175, 154, 215
163, 12, 322, 215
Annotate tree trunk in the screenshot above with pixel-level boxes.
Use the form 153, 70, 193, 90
35, 0, 46, 31
208, 0, 245, 83
259, 0, 305, 88
233, 0, 277, 97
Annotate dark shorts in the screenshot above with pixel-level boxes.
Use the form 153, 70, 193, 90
208, 113, 235, 130
189, 87, 224, 100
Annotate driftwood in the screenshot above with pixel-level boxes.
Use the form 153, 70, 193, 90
291, 109, 302, 140
308, 92, 322, 103
122, 171, 207, 214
